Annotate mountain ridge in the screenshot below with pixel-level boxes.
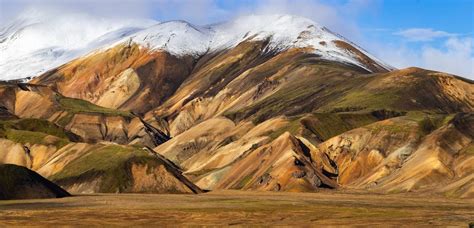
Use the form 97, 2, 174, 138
1, 14, 392, 81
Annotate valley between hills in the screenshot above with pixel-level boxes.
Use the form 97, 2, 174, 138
0, 14, 473, 226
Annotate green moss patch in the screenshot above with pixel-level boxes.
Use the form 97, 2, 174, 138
56, 95, 132, 117
4, 129, 70, 149
461, 143, 474, 155
266, 111, 388, 141
0, 118, 72, 148
324, 89, 400, 112
10, 118, 69, 139
364, 120, 415, 135
49, 145, 163, 192
56, 112, 75, 127
405, 112, 454, 135
303, 113, 379, 140
266, 117, 301, 140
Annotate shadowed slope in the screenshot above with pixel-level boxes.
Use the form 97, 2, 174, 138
0, 164, 70, 200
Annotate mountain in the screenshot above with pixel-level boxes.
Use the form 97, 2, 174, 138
0, 164, 70, 200
0, 14, 391, 81
0, 10, 155, 81
0, 14, 473, 197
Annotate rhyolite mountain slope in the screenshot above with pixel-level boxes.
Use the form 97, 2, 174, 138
0, 164, 70, 200
0, 14, 473, 197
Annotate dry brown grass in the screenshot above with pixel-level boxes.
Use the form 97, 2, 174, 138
0, 190, 472, 226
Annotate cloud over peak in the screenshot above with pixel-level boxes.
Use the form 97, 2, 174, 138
394, 28, 457, 42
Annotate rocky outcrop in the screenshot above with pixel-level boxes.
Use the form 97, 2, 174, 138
0, 107, 16, 120
317, 113, 474, 197
213, 132, 337, 191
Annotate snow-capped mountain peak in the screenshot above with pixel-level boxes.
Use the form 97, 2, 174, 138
0, 13, 392, 81
0, 11, 156, 81
128, 20, 213, 57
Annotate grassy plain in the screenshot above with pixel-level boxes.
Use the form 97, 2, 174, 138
0, 190, 472, 226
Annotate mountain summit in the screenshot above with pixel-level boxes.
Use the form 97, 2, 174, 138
0, 14, 391, 81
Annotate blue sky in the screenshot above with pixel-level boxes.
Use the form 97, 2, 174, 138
1, 0, 473, 78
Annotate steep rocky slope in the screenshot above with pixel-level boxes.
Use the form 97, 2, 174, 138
212, 132, 338, 191
0, 164, 70, 200
317, 113, 474, 197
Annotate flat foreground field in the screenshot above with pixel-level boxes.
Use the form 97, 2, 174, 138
0, 190, 473, 226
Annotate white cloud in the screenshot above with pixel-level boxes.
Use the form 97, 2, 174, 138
421, 37, 474, 78
394, 28, 457, 42
1, 0, 377, 39
145, 0, 231, 25
233, 0, 377, 40
0, 0, 158, 25
369, 37, 474, 79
